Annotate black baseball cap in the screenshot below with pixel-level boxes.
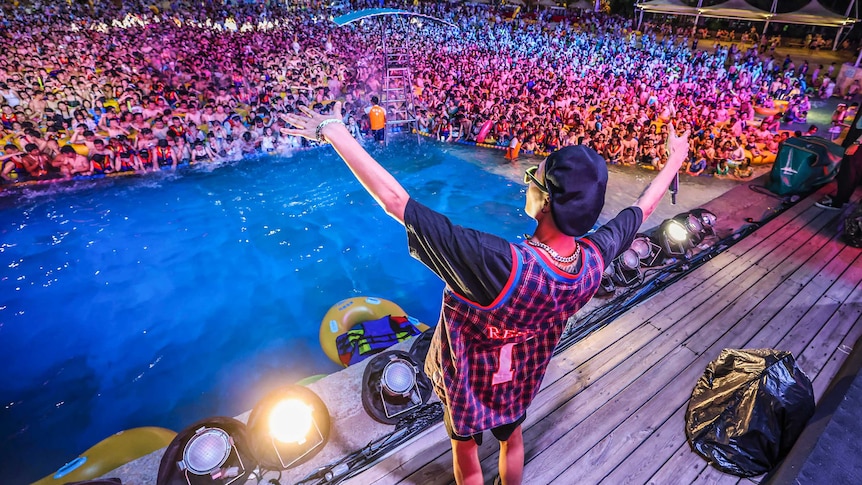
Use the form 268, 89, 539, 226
544, 146, 607, 237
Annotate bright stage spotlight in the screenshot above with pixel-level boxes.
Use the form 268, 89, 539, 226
157, 417, 257, 485
656, 209, 718, 258
657, 217, 691, 258
247, 386, 330, 470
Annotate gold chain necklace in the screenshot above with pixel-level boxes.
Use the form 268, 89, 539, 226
526, 237, 580, 264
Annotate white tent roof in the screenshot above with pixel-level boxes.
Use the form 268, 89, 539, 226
697, 0, 770, 21
567, 0, 595, 10
636, 0, 858, 27
771, 1, 856, 27
637, 0, 698, 16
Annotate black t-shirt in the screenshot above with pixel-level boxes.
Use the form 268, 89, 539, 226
405, 198, 643, 307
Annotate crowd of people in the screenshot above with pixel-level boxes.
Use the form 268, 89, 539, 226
0, 0, 858, 186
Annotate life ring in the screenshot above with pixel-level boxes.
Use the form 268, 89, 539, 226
319, 296, 428, 367
57, 141, 90, 157
754, 106, 780, 117
476, 120, 494, 144
772, 99, 789, 113
33, 427, 176, 485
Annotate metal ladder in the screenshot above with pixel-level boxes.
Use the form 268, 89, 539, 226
381, 18, 419, 144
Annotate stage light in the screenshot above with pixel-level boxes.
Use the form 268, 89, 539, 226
630, 235, 663, 267
655, 209, 718, 259
157, 417, 257, 485
657, 218, 691, 258
689, 209, 717, 239
362, 350, 433, 425
611, 248, 643, 287
268, 399, 315, 445
247, 386, 330, 470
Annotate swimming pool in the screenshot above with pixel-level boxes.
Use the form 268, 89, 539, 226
0, 139, 738, 483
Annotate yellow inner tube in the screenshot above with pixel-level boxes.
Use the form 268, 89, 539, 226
319, 296, 428, 367
32, 427, 176, 485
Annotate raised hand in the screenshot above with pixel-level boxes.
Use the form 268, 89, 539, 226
666, 122, 690, 167
280, 101, 343, 142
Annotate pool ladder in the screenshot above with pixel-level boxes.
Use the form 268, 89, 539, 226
381, 20, 420, 145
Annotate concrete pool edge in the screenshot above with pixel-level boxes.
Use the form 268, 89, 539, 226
100, 173, 798, 484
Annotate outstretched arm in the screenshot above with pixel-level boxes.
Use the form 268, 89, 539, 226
634, 124, 690, 221
282, 102, 410, 224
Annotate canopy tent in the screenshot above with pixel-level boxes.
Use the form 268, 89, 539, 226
566, 0, 595, 10
635, 0, 857, 28
771, 1, 857, 27
697, 0, 770, 21
636, 0, 698, 16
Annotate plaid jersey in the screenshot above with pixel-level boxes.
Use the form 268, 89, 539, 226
424, 238, 605, 436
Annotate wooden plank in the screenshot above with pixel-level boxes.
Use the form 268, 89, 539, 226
646, 444, 709, 485
810, 309, 862, 400
561, 216, 844, 481
599, 405, 687, 484
534, 262, 796, 483
725, 186, 832, 258
798, 282, 862, 399
551, 259, 816, 483
647, 252, 862, 485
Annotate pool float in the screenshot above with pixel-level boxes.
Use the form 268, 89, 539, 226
320, 296, 429, 367
476, 120, 494, 144
33, 427, 176, 485
754, 106, 780, 117
296, 374, 328, 386
772, 99, 789, 113
55, 141, 90, 157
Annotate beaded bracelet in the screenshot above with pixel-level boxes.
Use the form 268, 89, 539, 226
315, 119, 345, 144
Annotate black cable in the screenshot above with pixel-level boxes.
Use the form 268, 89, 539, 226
294, 403, 443, 485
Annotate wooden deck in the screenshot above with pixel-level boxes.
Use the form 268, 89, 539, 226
344, 186, 862, 485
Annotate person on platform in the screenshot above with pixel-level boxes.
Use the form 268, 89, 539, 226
365, 95, 386, 143
281, 100, 690, 485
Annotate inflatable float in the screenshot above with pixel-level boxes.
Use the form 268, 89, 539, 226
754, 106, 781, 117
476, 120, 494, 144
33, 427, 176, 484
320, 296, 429, 367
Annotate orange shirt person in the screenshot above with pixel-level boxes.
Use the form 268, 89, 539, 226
365, 96, 386, 143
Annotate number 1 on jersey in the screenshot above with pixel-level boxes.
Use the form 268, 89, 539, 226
492, 342, 515, 385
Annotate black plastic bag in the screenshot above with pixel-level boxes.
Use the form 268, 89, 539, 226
685, 349, 815, 477
841, 204, 862, 248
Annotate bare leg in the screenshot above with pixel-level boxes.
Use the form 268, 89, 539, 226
498, 426, 524, 485
451, 438, 483, 485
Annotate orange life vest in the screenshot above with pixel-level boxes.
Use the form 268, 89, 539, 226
369, 105, 386, 131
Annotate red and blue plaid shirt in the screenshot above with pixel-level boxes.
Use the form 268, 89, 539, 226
424, 239, 605, 436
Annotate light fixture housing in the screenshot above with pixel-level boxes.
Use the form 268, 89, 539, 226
247, 386, 330, 470
657, 218, 691, 258
157, 417, 257, 485
631, 235, 663, 267
611, 248, 643, 287
362, 350, 433, 425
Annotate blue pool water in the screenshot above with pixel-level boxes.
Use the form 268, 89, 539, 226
0, 139, 738, 483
